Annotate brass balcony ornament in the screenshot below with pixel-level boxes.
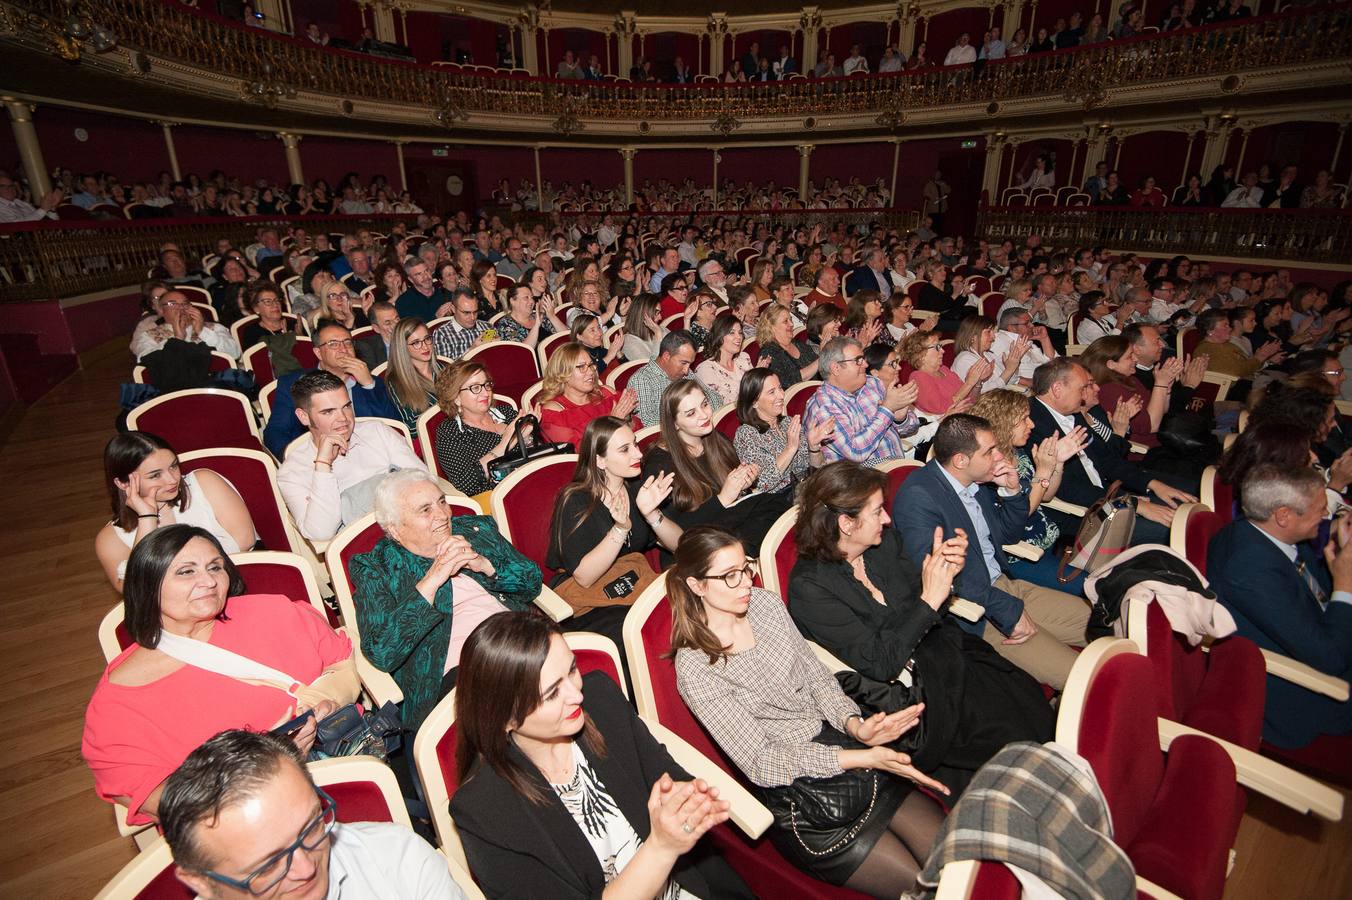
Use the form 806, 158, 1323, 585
241, 61, 297, 107
710, 111, 742, 137
552, 101, 584, 135
433, 95, 469, 128
40, 0, 117, 61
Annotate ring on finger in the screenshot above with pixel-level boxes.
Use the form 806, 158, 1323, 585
681, 820, 693, 834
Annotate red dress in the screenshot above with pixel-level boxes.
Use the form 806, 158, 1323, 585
540, 388, 638, 446
82, 594, 352, 824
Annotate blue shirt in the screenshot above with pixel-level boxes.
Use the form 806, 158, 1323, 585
938, 465, 1005, 583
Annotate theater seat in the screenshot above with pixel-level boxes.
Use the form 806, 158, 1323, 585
460, 340, 540, 406
1168, 502, 1228, 573
622, 574, 871, 899
177, 448, 303, 555
126, 388, 263, 454
783, 379, 820, 418
487, 455, 577, 622
1056, 639, 1238, 900
309, 755, 410, 826
712, 403, 740, 441
606, 358, 645, 392
91, 839, 190, 900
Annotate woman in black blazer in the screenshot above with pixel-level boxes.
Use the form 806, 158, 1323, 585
450, 612, 752, 900
788, 462, 1054, 795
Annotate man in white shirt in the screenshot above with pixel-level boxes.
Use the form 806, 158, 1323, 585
944, 32, 978, 66
161, 730, 464, 900
278, 371, 425, 541
130, 289, 241, 361
1147, 278, 1186, 325
0, 175, 61, 222
1222, 172, 1265, 208
990, 308, 1056, 385
677, 226, 699, 269
842, 44, 869, 75
697, 258, 730, 305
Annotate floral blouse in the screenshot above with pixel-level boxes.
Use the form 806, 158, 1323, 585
1011, 448, 1059, 552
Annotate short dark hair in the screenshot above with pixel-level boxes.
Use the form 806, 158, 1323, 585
290, 370, 345, 410
161, 730, 308, 873
123, 525, 245, 648
1032, 357, 1082, 396
933, 413, 992, 464
658, 329, 695, 358
1121, 322, 1154, 348
660, 271, 688, 296
1290, 349, 1339, 377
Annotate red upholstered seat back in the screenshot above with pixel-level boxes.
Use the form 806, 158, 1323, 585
906, 283, 925, 303
336, 521, 386, 597
1183, 506, 1227, 573
115, 621, 133, 652
1144, 600, 1194, 721
1212, 479, 1235, 522
941, 343, 957, 367
982, 293, 1005, 319
743, 341, 760, 363
636, 429, 662, 452
1075, 653, 1164, 847
774, 527, 799, 603
1188, 379, 1220, 414
465, 343, 539, 405
292, 339, 318, 370
971, 861, 1021, 899
885, 463, 922, 501
610, 363, 641, 393
178, 457, 289, 552
422, 408, 450, 479
713, 406, 740, 441
131, 393, 261, 453
898, 362, 916, 385
326, 780, 397, 823
968, 276, 992, 296
498, 459, 575, 576
784, 383, 818, 418
1182, 328, 1203, 356
134, 867, 195, 899
244, 343, 275, 387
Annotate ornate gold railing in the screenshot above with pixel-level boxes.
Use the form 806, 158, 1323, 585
0, 214, 412, 302
517, 208, 920, 233
976, 206, 1352, 265
6, 0, 1351, 121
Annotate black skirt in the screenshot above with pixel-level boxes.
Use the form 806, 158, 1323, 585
749, 724, 912, 885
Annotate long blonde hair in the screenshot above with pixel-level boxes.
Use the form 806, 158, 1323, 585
968, 389, 1030, 460
537, 342, 605, 406
756, 304, 791, 346
386, 318, 440, 414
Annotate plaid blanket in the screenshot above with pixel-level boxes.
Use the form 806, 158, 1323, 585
911, 741, 1135, 900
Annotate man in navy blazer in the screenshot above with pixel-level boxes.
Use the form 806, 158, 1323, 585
1027, 358, 1195, 545
843, 248, 893, 301
263, 322, 401, 459
893, 414, 1090, 688
1208, 464, 1352, 748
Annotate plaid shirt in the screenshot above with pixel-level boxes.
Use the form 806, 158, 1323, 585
432, 318, 491, 360
675, 589, 860, 787
804, 375, 919, 464
629, 361, 720, 429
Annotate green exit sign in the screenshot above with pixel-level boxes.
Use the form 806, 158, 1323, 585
960, 139, 979, 149
432, 148, 449, 157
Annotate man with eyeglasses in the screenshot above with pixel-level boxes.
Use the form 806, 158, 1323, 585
131, 289, 241, 362
160, 729, 462, 899
0, 174, 62, 222
263, 323, 402, 460
495, 238, 528, 281
658, 272, 692, 319
990, 308, 1057, 387
696, 259, 729, 305
432, 288, 492, 361
803, 336, 921, 464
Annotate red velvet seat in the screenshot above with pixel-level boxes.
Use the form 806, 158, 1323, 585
488, 455, 578, 579
1181, 327, 1203, 357
712, 404, 740, 441
126, 388, 263, 454
1062, 643, 1238, 900
242, 341, 276, 388
1170, 502, 1228, 574
624, 578, 870, 899
783, 380, 819, 418
461, 340, 540, 406
607, 358, 645, 393
177, 449, 298, 554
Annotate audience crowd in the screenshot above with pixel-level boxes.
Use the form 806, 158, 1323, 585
74, 190, 1352, 897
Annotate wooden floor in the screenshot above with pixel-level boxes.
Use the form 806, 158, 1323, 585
0, 343, 1349, 899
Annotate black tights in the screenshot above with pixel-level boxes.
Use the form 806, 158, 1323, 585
842, 791, 945, 899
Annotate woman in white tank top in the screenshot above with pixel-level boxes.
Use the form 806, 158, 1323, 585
96, 432, 257, 590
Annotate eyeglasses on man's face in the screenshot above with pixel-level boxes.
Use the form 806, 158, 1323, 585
197, 788, 337, 896
460, 379, 495, 395
839, 354, 868, 367
316, 338, 355, 350
699, 560, 760, 589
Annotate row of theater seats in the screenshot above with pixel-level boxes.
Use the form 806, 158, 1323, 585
94, 447, 1347, 899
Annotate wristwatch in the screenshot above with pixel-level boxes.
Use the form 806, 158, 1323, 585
1038, 477, 1051, 489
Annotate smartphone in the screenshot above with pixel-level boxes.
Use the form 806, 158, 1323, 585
272, 709, 314, 737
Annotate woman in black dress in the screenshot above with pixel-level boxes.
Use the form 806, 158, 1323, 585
432, 361, 529, 498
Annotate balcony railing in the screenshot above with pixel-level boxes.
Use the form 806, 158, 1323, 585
976, 206, 1352, 265
8, 0, 1351, 121
0, 214, 414, 302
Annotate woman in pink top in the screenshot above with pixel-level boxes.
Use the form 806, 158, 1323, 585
82, 526, 354, 825
900, 330, 990, 416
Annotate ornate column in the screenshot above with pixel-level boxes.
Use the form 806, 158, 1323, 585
797, 143, 814, 198
1330, 121, 1348, 175
712, 149, 720, 207
889, 138, 904, 208
3, 98, 51, 198
707, 14, 729, 76
254, 0, 286, 33
1004, 136, 1024, 189
1081, 125, 1111, 184
533, 145, 544, 212
1233, 127, 1253, 175
393, 140, 408, 192
278, 132, 304, 185
159, 121, 182, 182
616, 13, 638, 76
898, 4, 919, 53
516, 9, 541, 75
1026, 0, 1040, 34
370, 1, 397, 44
981, 132, 1007, 203
1196, 114, 1236, 177
1179, 130, 1198, 186
620, 148, 636, 205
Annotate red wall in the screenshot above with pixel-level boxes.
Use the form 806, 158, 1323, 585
1226, 121, 1343, 181
548, 28, 609, 73
298, 136, 400, 189
64, 291, 144, 353
1114, 130, 1191, 191
27, 107, 170, 183
925, 8, 992, 56
825, 22, 889, 63
172, 125, 289, 185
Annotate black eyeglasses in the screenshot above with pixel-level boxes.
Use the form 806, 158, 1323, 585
316, 338, 355, 350
698, 560, 759, 589
197, 788, 337, 895
460, 379, 495, 395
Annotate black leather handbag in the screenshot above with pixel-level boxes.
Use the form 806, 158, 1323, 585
311, 701, 404, 761
485, 414, 573, 484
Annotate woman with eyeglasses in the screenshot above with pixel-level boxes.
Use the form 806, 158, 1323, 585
430, 361, 534, 498
788, 463, 1055, 802
209, 256, 258, 326
538, 343, 639, 447
312, 284, 369, 333
496, 283, 564, 349
671, 524, 950, 897
900, 330, 988, 417
237, 280, 299, 350
843, 290, 886, 348
451, 611, 752, 900
382, 318, 442, 433
682, 288, 719, 354
570, 313, 624, 375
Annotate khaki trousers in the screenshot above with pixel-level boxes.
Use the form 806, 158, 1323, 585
980, 575, 1090, 691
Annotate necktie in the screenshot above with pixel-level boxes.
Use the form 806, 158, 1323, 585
1295, 558, 1329, 609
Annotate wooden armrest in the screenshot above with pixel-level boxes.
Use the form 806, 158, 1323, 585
808, 641, 852, 674
533, 584, 573, 622
1135, 876, 1186, 900
641, 718, 773, 839
1157, 718, 1344, 820
439, 849, 487, 900
1044, 496, 1088, 518
1002, 541, 1044, 562
354, 654, 404, 706
1129, 440, 1150, 455
948, 597, 986, 622
1259, 648, 1350, 701
307, 537, 332, 557
933, 859, 980, 900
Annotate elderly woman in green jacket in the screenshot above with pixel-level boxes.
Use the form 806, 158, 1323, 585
351, 469, 542, 731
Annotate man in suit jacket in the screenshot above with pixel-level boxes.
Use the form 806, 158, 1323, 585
843, 248, 894, 301
894, 415, 1090, 688
355, 299, 396, 370
263, 322, 402, 458
1027, 358, 1195, 545
1209, 465, 1352, 748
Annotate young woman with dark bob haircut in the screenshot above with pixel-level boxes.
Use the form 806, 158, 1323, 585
450, 611, 753, 899
670, 524, 950, 898
789, 461, 1055, 794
